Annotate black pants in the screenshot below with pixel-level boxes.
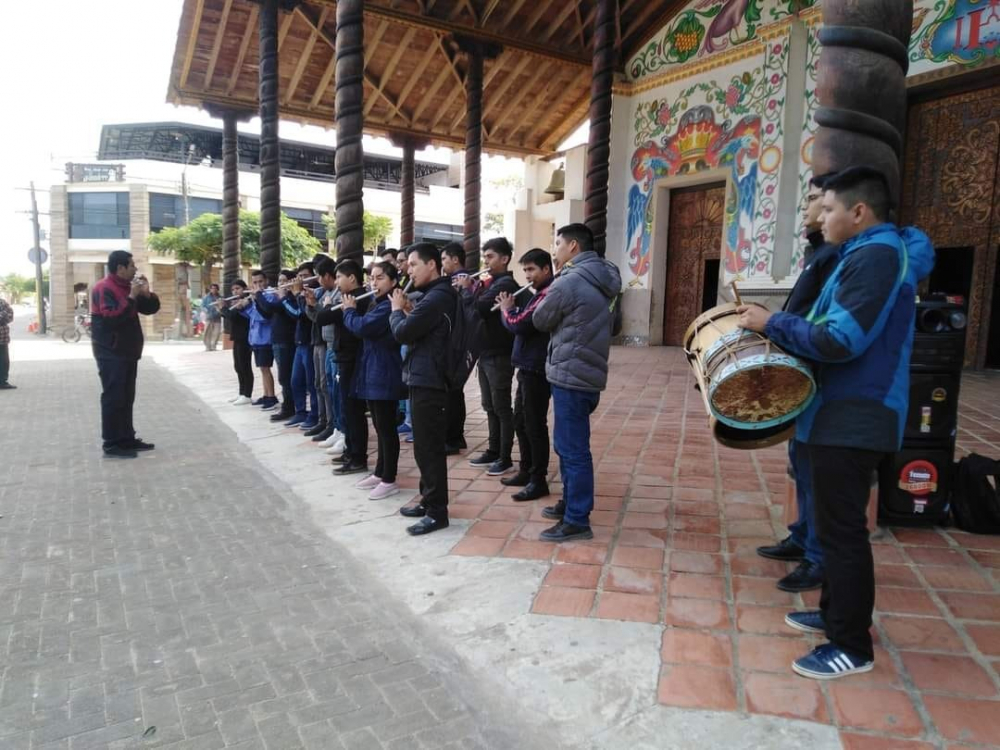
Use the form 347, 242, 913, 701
96, 357, 138, 450
411, 386, 448, 519
514, 370, 551, 481
273, 343, 293, 410
339, 359, 369, 464
0, 343, 9, 385
808, 444, 886, 661
477, 353, 514, 461
232, 339, 254, 398
369, 399, 400, 483
446, 388, 467, 448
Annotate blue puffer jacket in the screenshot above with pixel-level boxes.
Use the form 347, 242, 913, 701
765, 223, 935, 452
342, 295, 406, 402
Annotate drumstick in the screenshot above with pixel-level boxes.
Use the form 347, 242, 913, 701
329, 279, 415, 312
730, 281, 743, 307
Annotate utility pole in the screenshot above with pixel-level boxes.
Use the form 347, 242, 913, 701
181, 142, 195, 226
30, 182, 46, 335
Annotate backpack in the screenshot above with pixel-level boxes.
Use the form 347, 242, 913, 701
443, 292, 483, 392
951, 453, 1000, 534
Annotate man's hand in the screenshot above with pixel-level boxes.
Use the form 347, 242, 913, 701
129, 278, 145, 299
341, 294, 356, 311
304, 287, 316, 307
496, 291, 515, 312
737, 304, 772, 333
390, 288, 407, 312
292, 278, 303, 295
452, 275, 472, 290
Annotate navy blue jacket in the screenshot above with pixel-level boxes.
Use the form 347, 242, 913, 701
281, 294, 312, 346
766, 224, 935, 452
255, 292, 296, 346
501, 281, 551, 374
343, 295, 406, 401
784, 231, 840, 318
390, 275, 457, 391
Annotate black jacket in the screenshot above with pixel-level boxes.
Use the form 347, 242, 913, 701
500, 281, 551, 374
474, 271, 519, 356
254, 292, 296, 346
389, 275, 457, 390
313, 286, 371, 363
220, 304, 250, 345
90, 276, 160, 360
784, 231, 840, 317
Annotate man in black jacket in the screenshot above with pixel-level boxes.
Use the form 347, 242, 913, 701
218, 280, 254, 405
454, 237, 519, 476
390, 243, 458, 536
90, 251, 161, 458
441, 242, 469, 454
256, 269, 298, 422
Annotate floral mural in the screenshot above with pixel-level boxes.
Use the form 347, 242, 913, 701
791, 20, 822, 273
625, 37, 789, 286
910, 0, 1000, 70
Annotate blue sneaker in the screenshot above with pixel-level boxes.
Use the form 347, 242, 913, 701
792, 643, 874, 680
284, 414, 307, 427
299, 419, 319, 431
405, 433, 414, 443
397, 422, 412, 435
785, 610, 825, 634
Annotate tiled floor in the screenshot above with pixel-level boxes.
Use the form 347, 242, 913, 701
397, 347, 1000, 749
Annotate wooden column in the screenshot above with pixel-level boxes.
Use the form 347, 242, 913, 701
221, 112, 242, 291
462, 44, 484, 272
335, 0, 365, 262
258, 0, 281, 284
584, 0, 616, 258
400, 140, 416, 247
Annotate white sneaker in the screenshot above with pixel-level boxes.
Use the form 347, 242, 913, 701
332, 430, 345, 443
332, 438, 346, 453
326, 444, 342, 455
320, 433, 339, 448
355, 474, 381, 490
368, 482, 399, 500
227, 395, 240, 403
232, 396, 252, 406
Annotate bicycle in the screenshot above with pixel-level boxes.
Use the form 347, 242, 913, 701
61, 314, 92, 343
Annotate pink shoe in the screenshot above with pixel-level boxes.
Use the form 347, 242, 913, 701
368, 482, 400, 500
355, 474, 381, 490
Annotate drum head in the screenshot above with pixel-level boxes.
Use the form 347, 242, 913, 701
709, 356, 815, 431
712, 418, 795, 451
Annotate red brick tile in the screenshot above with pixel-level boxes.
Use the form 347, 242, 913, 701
543, 563, 602, 589
672, 501, 717, 517
880, 615, 965, 652
674, 486, 715, 501
531, 586, 595, 617
555, 543, 609, 566
876, 587, 943, 616
657, 664, 737, 711
516, 521, 553, 541
669, 551, 724, 575
847, 646, 905, 690
949, 532, 1000, 552
631, 484, 672, 500
735, 605, 795, 636
728, 537, 779, 555
892, 528, 951, 547
594, 495, 625, 512
450, 536, 506, 557
667, 572, 726, 600
743, 672, 828, 722
455, 490, 500, 506
939, 592, 1000, 621
829, 685, 924, 737
501, 540, 556, 561
839, 732, 936, 750
672, 516, 722, 535
723, 490, 770, 504
467, 479, 504, 493
964, 623, 1000, 657
611, 546, 664, 571
627, 499, 670, 514
732, 577, 797, 608
723, 503, 771, 520
595, 591, 660, 623
872, 545, 907, 564
921, 566, 993, 591
905, 547, 970, 567
618, 528, 669, 548
672, 532, 722, 553
924, 695, 1000, 745
661, 629, 732, 668
899, 652, 997, 697
729, 555, 789, 579
676, 476, 716, 489
589, 510, 621, 527
727, 521, 777, 538
970, 550, 1000, 569
634, 473, 672, 486
621, 511, 669, 530
665, 598, 731, 630
605, 567, 662, 596
448, 504, 484, 520
479, 505, 531, 522
468, 520, 518, 539
875, 565, 922, 588
738, 634, 812, 673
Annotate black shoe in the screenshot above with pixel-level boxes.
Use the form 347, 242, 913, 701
501, 471, 531, 487
468, 451, 498, 467
513, 481, 550, 502
406, 516, 450, 536
103, 446, 138, 459
445, 444, 463, 456
303, 421, 327, 438
541, 500, 565, 520
0, 383, 15, 390
122, 438, 155, 452
331, 453, 349, 464
399, 504, 427, 518
539, 521, 593, 542
334, 461, 368, 476
756, 536, 806, 562
312, 426, 335, 443
487, 459, 514, 476
270, 408, 295, 422
777, 560, 825, 593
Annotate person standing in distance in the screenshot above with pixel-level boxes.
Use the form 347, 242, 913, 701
531, 224, 621, 542
0, 294, 15, 389
90, 250, 161, 458
201, 283, 222, 351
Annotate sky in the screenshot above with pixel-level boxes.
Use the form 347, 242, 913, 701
0, 0, 587, 278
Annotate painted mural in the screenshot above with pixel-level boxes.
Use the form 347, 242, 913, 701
629, 0, 814, 80
791, 20, 822, 274
910, 0, 1000, 71
625, 37, 789, 286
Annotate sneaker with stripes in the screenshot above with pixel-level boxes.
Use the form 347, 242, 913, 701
792, 643, 873, 680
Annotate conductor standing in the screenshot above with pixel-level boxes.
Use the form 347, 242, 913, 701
90, 250, 160, 458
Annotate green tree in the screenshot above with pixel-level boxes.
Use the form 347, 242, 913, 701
320, 211, 394, 256
0, 273, 33, 304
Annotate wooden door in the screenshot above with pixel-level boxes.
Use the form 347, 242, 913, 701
662, 182, 726, 346
900, 83, 1000, 367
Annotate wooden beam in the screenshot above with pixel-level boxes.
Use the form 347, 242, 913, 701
541, 89, 592, 150
395, 37, 441, 114
309, 54, 337, 109
520, 69, 589, 146
521, 0, 552, 39
365, 20, 390, 65
541, 2, 580, 44
411, 61, 453, 125
501, 67, 567, 144
448, 50, 505, 131
284, 5, 329, 104
277, 8, 295, 51
364, 26, 417, 117
437, 36, 465, 90
179, 0, 206, 90
623, 0, 687, 56
226, 4, 258, 96
480, 0, 502, 26
427, 80, 465, 133
204, 0, 234, 89
480, 54, 533, 122
499, 0, 531, 31
486, 63, 550, 138
573, 4, 587, 49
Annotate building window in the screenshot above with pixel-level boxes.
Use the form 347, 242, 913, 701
68, 192, 130, 239
149, 193, 222, 232
414, 221, 463, 248
281, 206, 328, 243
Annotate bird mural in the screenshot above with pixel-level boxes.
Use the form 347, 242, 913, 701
626, 141, 680, 281
709, 116, 760, 274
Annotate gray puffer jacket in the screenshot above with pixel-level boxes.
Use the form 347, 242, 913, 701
532, 251, 622, 392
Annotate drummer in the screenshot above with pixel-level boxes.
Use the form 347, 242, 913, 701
738, 166, 935, 681
755, 172, 838, 594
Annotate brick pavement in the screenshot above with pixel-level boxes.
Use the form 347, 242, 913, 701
0, 357, 554, 750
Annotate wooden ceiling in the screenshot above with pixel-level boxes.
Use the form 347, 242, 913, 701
167, 0, 686, 157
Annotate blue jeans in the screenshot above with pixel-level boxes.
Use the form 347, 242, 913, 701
325, 348, 344, 433
291, 344, 317, 420
552, 385, 600, 528
788, 440, 824, 567
272, 343, 294, 410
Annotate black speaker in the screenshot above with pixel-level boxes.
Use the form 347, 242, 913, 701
903, 372, 959, 442
878, 447, 953, 526
910, 300, 967, 373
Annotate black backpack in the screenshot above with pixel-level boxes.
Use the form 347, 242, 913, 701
443, 292, 483, 392
951, 453, 1000, 534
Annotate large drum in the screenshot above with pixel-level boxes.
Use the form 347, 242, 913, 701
684, 303, 816, 450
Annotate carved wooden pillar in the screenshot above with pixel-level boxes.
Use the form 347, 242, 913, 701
221, 112, 242, 291
814, 0, 913, 206
335, 0, 365, 262
258, 0, 281, 284
584, 0, 616, 258
400, 140, 416, 247
462, 44, 484, 272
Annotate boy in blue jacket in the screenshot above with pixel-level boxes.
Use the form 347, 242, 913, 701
739, 166, 934, 679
